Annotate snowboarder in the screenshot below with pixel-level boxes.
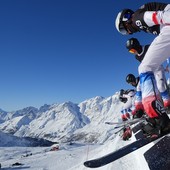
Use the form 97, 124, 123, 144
126, 38, 170, 110
115, 2, 170, 137
121, 74, 144, 141
126, 74, 145, 118
119, 89, 136, 121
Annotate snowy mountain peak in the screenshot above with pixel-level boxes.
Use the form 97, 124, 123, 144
39, 104, 51, 112
0, 93, 124, 144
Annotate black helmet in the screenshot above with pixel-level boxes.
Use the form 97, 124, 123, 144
126, 74, 136, 84
115, 9, 134, 35
126, 38, 140, 51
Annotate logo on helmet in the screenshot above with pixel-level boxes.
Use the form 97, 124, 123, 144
135, 20, 142, 27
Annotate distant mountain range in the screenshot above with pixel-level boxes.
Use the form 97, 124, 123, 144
0, 92, 125, 146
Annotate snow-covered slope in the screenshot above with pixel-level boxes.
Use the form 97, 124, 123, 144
0, 109, 8, 123
0, 133, 151, 170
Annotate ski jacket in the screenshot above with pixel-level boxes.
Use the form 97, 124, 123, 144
132, 2, 168, 35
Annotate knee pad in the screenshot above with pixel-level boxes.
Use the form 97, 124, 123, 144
143, 99, 166, 118
151, 100, 167, 116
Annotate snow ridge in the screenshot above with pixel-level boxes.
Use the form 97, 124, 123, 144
0, 93, 124, 145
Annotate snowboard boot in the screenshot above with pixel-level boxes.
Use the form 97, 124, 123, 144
132, 109, 145, 119
142, 100, 170, 138
142, 113, 170, 138
142, 118, 161, 138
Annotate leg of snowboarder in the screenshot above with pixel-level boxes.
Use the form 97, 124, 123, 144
126, 38, 170, 110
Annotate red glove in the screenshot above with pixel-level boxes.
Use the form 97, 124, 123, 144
122, 126, 132, 141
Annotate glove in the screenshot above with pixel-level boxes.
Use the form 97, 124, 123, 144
122, 126, 132, 141
119, 97, 127, 103
132, 103, 144, 118
133, 109, 145, 119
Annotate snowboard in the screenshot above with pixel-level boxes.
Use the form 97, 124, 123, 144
84, 131, 170, 168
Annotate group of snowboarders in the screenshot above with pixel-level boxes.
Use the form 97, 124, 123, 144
84, 2, 170, 168
116, 2, 170, 140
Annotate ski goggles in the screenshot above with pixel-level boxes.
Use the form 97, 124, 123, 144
129, 48, 137, 54
116, 11, 133, 35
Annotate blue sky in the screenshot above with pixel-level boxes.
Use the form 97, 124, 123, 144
0, 0, 169, 111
